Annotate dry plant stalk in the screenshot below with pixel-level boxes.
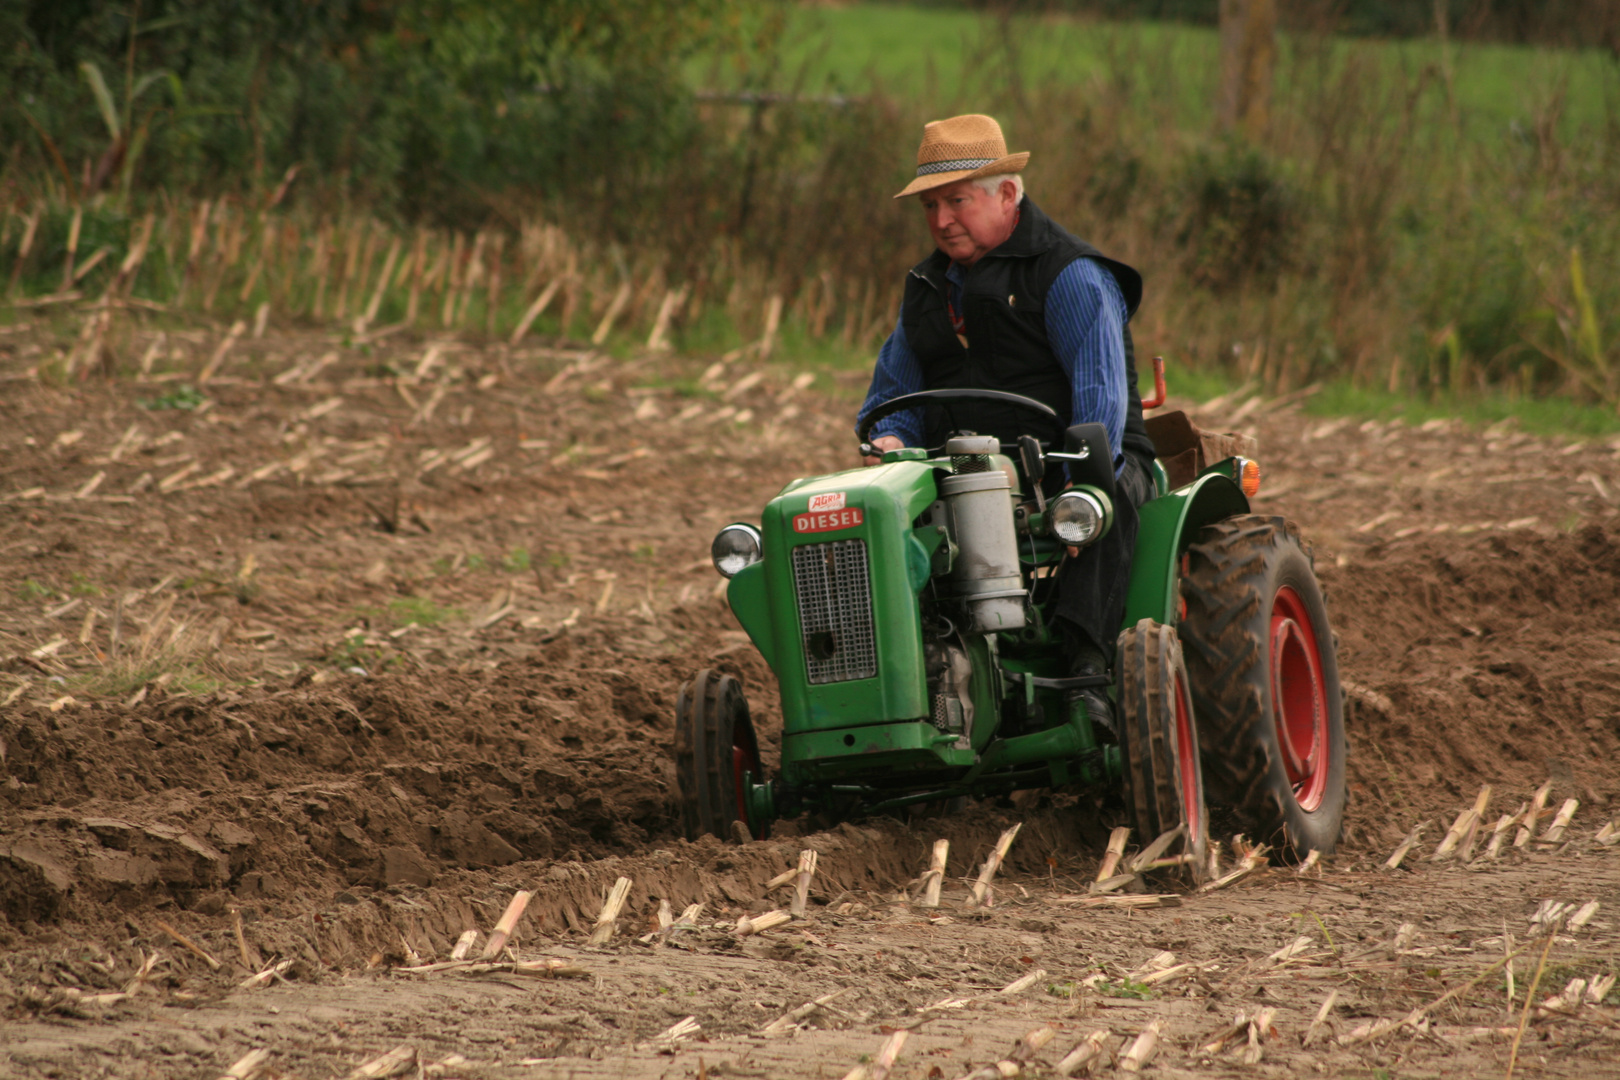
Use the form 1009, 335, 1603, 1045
1096, 826, 1130, 881
760, 987, 852, 1036
764, 866, 799, 891
1506, 934, 1557, 1080
1539, 798, 1579, 844
155, 920, 223, 971
588, 877, 633, 946
966, 823, 1022, 909
239, 958, 293, 989
1515, 780, 1554, 847
480, 890, 533, 957
792, 849, 819, 917
197, 320, 247, 384
1433, 786, 1490, 860
1304, 989, 1339, 1045
956, 1027, 1057, 1079
400, 957, 586, 978
217, 1048, 272, 1080
591, 281, 632, 345
1118, 1020, 1162, 1073
758, 294, 784, 360
230, 908, 261, 970
998, 968, 1048, 996
1383, 820, 1429, 870
449, 930, 478, 961
1128, 825, 1185, 874
646, 285, 687, 351
735, 909, 792, 937
1055, 1029, 1110, 1076
345, 1044, 416, 1079
1199, 842, 1269, 893
1484, 806, 1525, 859
653, 1016, 700, 1045
842, 1029, 907, 1080
922, 838, 949, 908
510, 278, 564, 344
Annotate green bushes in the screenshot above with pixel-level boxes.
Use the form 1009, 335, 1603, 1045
3, 3, 1619, 414
1173, 140, 1302, 291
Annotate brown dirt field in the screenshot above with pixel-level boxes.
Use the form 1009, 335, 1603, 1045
1, 319, 1618, 1078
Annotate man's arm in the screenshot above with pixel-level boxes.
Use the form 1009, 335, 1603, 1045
855, 316, 925, 462
1045, 258, 1128, 474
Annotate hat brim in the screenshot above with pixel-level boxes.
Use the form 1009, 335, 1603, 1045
892, 152, 1030, 199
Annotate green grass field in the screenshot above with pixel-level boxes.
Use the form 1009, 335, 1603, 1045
706, 4, 1612, 141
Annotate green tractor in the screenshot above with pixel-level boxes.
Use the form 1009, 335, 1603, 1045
675, 370, 1344, 879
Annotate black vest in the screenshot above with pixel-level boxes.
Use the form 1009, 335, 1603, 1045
899, 197, 1155, 466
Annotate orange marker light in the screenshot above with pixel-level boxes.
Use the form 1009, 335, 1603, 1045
1240, 458, 1262, 497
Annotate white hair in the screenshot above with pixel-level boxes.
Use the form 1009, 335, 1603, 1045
973, 172, 1024, 202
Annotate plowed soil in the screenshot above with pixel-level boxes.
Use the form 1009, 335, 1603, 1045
2, 318, 1618, 1079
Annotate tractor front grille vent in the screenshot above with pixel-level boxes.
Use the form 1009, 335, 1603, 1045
791, 540, 877, 684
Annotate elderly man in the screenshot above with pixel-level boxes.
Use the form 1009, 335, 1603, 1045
856, 113, 1156, 727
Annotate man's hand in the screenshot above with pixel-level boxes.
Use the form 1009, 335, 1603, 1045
863, 435, 905, 466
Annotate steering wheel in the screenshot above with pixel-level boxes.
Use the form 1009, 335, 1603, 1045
856, 389, 1060, 457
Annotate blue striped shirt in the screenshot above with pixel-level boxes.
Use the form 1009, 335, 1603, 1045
857, 257, 1130, 473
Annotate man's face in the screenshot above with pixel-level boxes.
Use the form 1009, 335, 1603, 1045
919, 178, 1019, 266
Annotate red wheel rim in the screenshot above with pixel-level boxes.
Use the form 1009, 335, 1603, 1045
1172, 670, 1202, 844
1271, 585, 1329, 812
731, 743, 755, 838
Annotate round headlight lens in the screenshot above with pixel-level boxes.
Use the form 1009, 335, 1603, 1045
711, 524, 763, 578
1050, 491, 1105, 547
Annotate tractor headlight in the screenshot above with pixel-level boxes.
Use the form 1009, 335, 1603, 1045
1050, 490, 1107, 547
711, 524, 763, 578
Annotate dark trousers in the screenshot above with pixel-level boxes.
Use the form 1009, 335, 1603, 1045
1054, 454, 1153, 670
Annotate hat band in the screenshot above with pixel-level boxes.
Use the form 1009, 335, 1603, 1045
916, 156, 997, 177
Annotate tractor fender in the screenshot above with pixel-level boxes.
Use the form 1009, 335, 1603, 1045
726, 560, 775, 670
1122, 473, 1250, 628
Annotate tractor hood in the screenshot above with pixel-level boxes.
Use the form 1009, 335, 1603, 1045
726, 460, 944, 766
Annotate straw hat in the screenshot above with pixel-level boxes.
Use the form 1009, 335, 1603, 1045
893, 114, 1030, 199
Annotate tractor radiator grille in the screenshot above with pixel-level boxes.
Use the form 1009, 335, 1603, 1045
791, 540, 877, 684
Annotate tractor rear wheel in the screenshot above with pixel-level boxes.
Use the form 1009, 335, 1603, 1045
1117, 619, 1210, 885
674, 669, 768, 841
1179, 515, 1346, 857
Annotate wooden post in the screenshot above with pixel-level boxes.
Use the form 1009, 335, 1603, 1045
1216, 0, 1276, 138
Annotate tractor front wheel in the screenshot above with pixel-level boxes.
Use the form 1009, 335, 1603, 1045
1117, 619, 1210, 885
1179, 515, 1346, 857
674, 669, 769, 842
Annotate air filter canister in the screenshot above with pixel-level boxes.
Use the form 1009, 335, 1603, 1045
939, 469, 1026, 633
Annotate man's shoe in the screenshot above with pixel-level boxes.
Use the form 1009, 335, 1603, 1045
1067, 686, 1115, 734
